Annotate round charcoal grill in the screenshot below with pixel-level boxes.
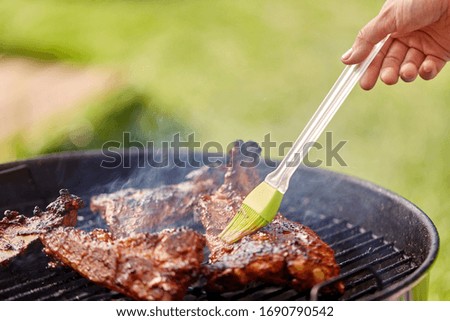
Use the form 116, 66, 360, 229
0, 150, 439, 300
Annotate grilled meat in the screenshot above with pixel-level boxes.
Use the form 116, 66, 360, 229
41, 226, 205, 300
198, 141, 343, 293
0, 189, 83, 265
90, 167, 223, 238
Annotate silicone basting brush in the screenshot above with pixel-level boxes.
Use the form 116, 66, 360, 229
219, 36, 389, 243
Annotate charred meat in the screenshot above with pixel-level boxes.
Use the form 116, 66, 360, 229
0, 189, 83, 265
198, 141, 343, 293
41, 227, 205, 300
90, 167, 223, 238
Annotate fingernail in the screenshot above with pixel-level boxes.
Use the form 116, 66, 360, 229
422, 62, 437, 79
380, 68, 392, 82
400, 63, 417, 82
422, 61, 433, 73
341, 48, 353, 61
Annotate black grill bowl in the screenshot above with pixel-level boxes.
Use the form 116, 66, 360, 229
0, 150, 439, 300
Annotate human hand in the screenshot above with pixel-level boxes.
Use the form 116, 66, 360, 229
341, 0, 450, 90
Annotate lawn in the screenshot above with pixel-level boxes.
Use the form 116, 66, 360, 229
0, 0, 449, 300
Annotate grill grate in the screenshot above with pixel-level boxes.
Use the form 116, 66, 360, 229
0, 207, 416, 301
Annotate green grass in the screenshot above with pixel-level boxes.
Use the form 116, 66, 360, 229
1, 0, 449, 299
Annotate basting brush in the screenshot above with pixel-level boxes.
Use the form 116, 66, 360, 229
219, 36, 389, 243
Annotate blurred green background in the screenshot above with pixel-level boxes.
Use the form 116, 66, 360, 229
0, 0, 449, 299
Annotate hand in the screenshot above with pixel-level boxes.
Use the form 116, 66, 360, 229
341, 0, 450, 90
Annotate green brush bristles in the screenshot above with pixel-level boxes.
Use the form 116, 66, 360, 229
218, 204, 269, 243
219, 182, 283, 243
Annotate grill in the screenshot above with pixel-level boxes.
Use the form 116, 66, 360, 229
0, 150, 439, 300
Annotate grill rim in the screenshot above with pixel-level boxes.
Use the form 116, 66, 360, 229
0, 149, 440, 300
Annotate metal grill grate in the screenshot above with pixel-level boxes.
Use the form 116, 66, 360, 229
0, 209, 416, 301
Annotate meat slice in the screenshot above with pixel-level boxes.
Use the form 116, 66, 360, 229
90, 167, 223, 238
198, 141, 343, 293
41, 227, 206, 301
0, 189, 83, 265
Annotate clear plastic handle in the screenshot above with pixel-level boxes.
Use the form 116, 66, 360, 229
266, 35, 390, 193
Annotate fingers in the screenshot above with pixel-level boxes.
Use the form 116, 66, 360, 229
379, 40, 409, 85
359, 45, 387, 90
399, 48, 425, 82
357, 41, 447, 89
419, 55, 446, 80
358, 38, 402, 90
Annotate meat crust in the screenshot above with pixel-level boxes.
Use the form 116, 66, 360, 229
90, 167, 222, 238
198, 141, 343, 293
0, 189, 83, 265
41, 227, 206, 300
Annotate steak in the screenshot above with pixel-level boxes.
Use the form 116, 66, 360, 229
90, 167, 223, 238
198, 141, 343, 293
0, 189, 83, 265
41, 226, 206, 300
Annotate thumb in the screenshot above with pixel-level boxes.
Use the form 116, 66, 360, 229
342, 15, 394, 64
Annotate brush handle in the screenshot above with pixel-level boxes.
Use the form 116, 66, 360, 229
265, 36, 389, 194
